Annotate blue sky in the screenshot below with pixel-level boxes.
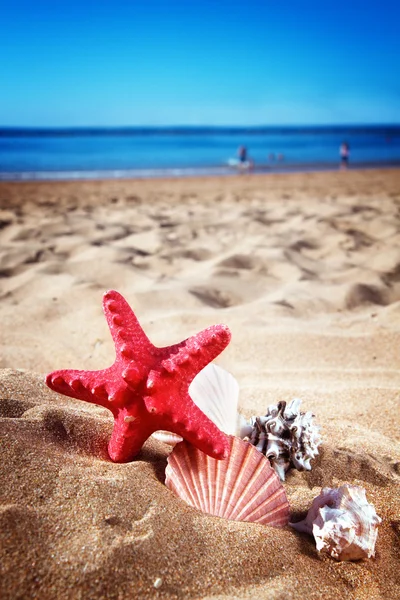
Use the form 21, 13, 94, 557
1, 0, 399, 126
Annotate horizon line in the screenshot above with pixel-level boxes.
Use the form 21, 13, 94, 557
1, 123, 400, 133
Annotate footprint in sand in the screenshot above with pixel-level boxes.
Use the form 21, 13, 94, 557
350, 204, 380, 218
164, 247, 213, 262
115, 247, 153, 270
305, 446, 397, 488
91, 224, 131, 246
0, 210, 15, 230
20, 405, 111, 459
249, 211, 286, 227
217, 253, 264, 271
189, 286, 239, 308
288, 239, 319, 253
382, 262, 400, 285
0, 397, 37, 418
391, 520, 400, 543
125, 194, 141, 205
102, 501, 156, 548
0, 246, 48, 278
182, 248, 213, 261
345, 283, 389, 309
113, 230, 161, 256
341, 228, 375, 251
283, 248, 320, 281
381, 455, 400, 478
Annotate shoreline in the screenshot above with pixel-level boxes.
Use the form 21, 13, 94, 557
1, 162, 400, 183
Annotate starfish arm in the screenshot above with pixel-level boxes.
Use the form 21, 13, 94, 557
46, 367, 124, 414
160, 324, 231, 383
143, 375, 230, 459
161, 393, 230, 459
103, 290, 157, 378
108, 395, 229, 461
108, 410, 155, 462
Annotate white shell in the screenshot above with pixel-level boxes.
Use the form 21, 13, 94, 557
290, 485, 381, 561
165, 435, 290, 526
244, 398, 321, 480
189, 363, 242, 434
151, 430, 183, 446
152, 363, 246, 445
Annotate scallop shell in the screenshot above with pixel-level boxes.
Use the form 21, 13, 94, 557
290, 484, 381, 560
165, 435, 290, 526
245, 398, 321, 480
153, 363, 247, 445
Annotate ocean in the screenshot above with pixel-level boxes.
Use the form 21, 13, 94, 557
0, 125, 399, 180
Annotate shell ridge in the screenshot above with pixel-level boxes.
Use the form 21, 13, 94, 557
197, 450, 211, 512
170, 444, 199, 508
260, 506, 290, 526
223, 438, 255, 518
218, 438, 238, 516
218, 437, 249, 517
229, 454, 268, 520
206, 449, 217, 513
212, 453, 220, 514
236, 471, 285, 522
167, 449, 193, 504
178, 444, 201, 507
189, 443, 208, 512
165, 454, 193, 504
252, 491, 290, 524
225, 437, 258, 518
233, 465, 275, 520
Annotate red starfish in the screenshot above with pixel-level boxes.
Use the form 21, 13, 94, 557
46, 290, 231, 462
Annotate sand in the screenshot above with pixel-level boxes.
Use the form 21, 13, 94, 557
0, 169, 399, 599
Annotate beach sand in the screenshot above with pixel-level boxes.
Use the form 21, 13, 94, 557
1, 169, 399, 599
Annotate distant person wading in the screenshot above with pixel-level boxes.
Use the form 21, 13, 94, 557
340, 142, 350, 170
238, 145, 247, 163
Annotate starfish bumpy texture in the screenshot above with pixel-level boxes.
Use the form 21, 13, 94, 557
46, 290, 231, 462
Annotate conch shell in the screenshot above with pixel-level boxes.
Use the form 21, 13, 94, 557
245, 398, 321, 480
290, 484, 382, 561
